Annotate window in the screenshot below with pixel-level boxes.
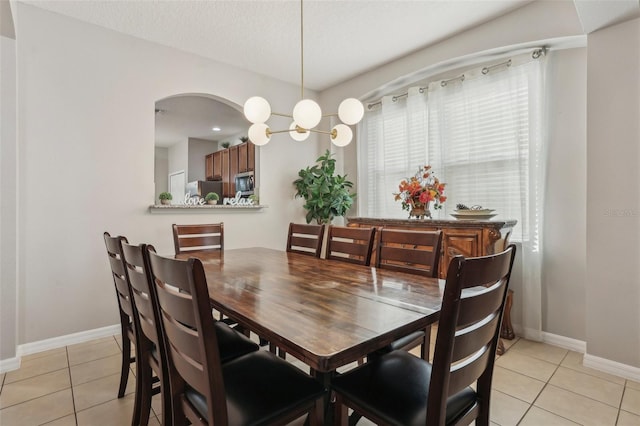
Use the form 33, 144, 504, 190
358, 56, 544, 245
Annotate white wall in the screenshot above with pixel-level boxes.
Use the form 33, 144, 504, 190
11, 3, 318, 347
1, 35, 17, 362
154, 147, 169, 201
542, 48, 587, 340
187, 138, 217, 183
586, 18, 640, 367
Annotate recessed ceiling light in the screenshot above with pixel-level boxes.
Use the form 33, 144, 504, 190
212, 127, 221, 132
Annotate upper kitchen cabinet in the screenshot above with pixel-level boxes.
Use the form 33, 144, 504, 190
238, 141, 255, 172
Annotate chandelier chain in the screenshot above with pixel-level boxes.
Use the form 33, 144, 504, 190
300, 0, 304, 100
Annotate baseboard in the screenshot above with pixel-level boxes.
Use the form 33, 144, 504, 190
0, 356, 21, 374
17, 324, 121, 357
542, 331, 587, 353
583, 353, 640, 382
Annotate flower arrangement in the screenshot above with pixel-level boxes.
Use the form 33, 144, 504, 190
394, 165, 447, 214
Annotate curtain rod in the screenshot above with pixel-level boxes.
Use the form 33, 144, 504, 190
366, 47, 546, 110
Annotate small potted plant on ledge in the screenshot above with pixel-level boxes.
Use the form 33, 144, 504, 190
159, 192, 172, 205
205, 192, 220, 205
239, 136, 249, 143
221, 141, 231, 149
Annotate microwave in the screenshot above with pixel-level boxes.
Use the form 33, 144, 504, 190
235, 172, 254, 197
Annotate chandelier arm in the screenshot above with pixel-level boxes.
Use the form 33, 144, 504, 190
308, 128, 338, 138
322, 113, 339, 118
271, 112, 293, 118
266, 129, 299, 135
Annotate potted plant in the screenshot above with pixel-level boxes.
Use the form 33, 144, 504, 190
204, 192, 220, 205
239, 136, 249, 143
159, 192, 172, 205
293, 150, 356, 224
221, 141, 231, 149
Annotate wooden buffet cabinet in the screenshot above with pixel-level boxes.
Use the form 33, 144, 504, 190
205, 141, 255, 197
347, 216, 517, 352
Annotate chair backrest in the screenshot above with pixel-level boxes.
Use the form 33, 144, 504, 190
121, 242, 166, 357
286, 223, 325, 257
103, 233, 135, 327
172, 223, 224, 254
376, 229, 442, 277
428, 244, 516, 425
147, 247, 229, 425
325, 226, 376, 266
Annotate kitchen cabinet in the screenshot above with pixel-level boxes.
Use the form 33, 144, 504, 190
205, 153, 214, 180
205, 142, 256, 197
247, 142, 255, 171
229, 145, 239, 197
238, 141, 256, 173
206, 151, 223, 181
212, 151, 223, 180
221, 149, 230, 197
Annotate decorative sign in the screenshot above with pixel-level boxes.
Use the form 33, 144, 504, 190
223, 192, 255, 206
182, 193, 205, 206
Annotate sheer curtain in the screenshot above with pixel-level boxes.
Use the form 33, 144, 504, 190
358, 87, 429, 218
427, 56, 547, 341
358, 53, 547, 340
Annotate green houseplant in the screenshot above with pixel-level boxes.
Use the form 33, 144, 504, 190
293, 150, 356, 224
204, 192, 220, 205
221, 141, 231, 149
159, 192, 172, 205
239, 136, 249, 143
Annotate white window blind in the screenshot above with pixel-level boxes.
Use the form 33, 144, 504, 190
358, 87, 428, 218
428, 63, 538, 241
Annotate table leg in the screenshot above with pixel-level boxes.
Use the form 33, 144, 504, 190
311, 370, 335, 425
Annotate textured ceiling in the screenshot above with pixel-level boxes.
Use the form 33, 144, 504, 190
24, 0, 534, 91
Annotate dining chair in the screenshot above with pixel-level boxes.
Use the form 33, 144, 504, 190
102, 233, 137, 402
122, 243, 261, 426
325, 225, 376, 266
173, 223, 236, 330
332, 244, 517, 426
172, 223, 224, 254
147, 249, 326, 426
376, 228, 442, 277
286, 222, 325, 257
121, 242, 171, 426
374, 229, 443, 360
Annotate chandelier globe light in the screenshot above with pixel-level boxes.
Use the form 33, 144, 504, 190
244, 0, 364, 147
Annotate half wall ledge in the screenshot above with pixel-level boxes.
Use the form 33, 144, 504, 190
148, 205, 267, 214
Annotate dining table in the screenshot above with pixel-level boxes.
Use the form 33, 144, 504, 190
178, 247, 445, 387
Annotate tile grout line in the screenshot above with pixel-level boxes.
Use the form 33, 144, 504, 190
515, 349, 578, 426
529, 349, 625, 425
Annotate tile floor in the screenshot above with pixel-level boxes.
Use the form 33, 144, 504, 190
1, 331, 639, 426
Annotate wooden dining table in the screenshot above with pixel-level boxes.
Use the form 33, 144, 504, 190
179, 247, 444, 383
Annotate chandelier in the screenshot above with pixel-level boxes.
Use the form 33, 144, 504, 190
243, 0, 364, 147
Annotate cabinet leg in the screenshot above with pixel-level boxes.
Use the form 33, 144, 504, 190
500, 289, 515, 340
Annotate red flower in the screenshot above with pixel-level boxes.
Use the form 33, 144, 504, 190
392, 165, 446, 212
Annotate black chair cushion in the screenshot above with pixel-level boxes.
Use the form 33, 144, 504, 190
184, 350, 326, 424
331, 350, 477, 426
213, 321, 259, 363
